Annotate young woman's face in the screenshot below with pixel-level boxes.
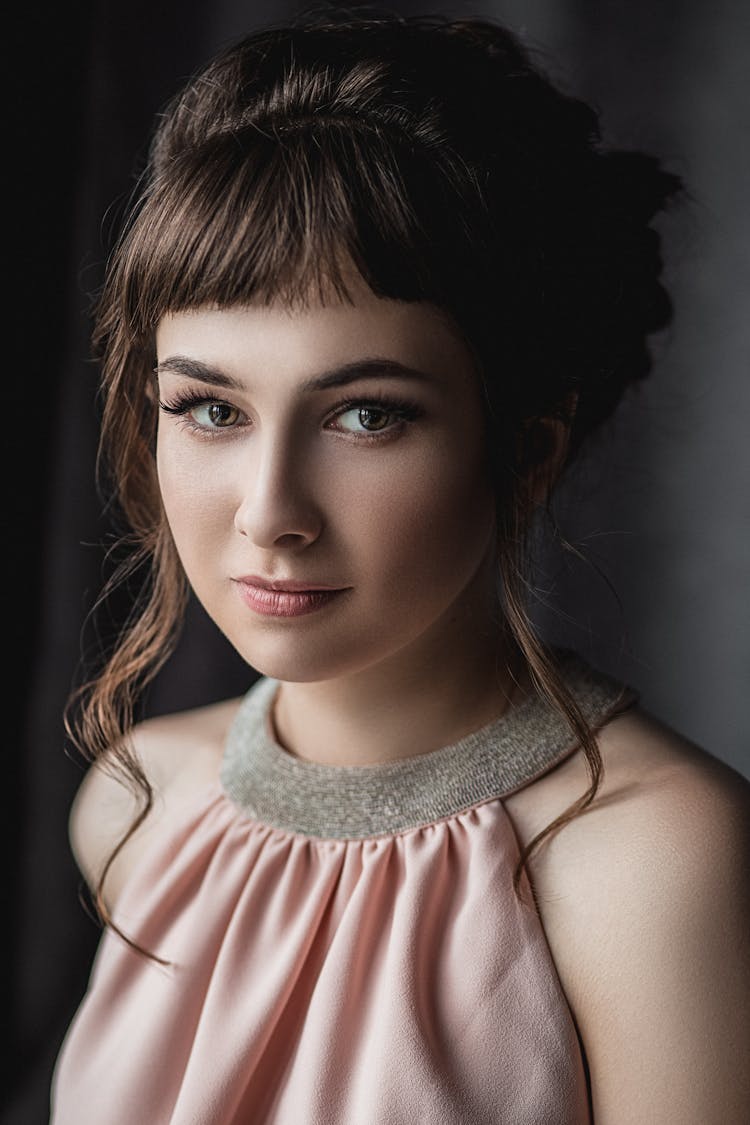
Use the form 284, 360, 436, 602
155, 277, 500, 685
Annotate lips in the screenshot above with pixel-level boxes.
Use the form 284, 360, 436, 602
234, 579, 349, 618
236, 575, 346, 593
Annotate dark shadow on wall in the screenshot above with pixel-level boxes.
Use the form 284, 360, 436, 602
7, 0, 749, 1121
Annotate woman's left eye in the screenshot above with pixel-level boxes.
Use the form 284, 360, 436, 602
337, 405, 390, 434
331, 397, 422, 439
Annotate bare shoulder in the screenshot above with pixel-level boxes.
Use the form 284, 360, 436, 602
68, 694, 245, 912
505, 707, 750, 1123
504, 703, 750, 854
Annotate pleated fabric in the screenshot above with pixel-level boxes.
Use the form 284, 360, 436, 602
51, 651, 638, 1124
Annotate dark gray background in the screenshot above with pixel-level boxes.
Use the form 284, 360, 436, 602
8, 1, 749, 1121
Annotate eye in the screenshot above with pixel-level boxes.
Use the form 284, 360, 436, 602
191, 402, 241, 428
158, 389, 423, 442
337, 404, 392, 434
158, 391, 244, 434
331, 396, 423, 440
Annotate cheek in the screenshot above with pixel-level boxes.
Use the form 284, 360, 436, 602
344, 437, 496, 595
155, 432, 234, 559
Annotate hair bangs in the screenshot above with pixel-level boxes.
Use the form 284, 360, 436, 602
117, 120, 452, 339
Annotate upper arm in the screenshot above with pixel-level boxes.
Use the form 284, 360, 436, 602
67, 696, 242, 911
67, 723, 172, 912
538, 740, 750, 1124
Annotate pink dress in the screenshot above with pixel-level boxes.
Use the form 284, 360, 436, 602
50, 648, 638, 1124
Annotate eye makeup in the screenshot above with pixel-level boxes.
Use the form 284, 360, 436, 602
157, 388, 424, 443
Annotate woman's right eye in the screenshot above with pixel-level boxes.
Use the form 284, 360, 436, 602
158, 393, 244, 434
190, 402, 241, 428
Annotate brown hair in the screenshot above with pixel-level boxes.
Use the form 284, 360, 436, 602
66, 10, 682, 964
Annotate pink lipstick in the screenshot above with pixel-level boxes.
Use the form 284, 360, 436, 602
233, 579, 349, 617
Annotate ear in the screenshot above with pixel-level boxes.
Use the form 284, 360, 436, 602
518, 392, 578, 509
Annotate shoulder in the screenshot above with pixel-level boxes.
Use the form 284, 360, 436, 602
68, 694, 245, 911
506, 706, 750, 1123
506, 702, 750, 853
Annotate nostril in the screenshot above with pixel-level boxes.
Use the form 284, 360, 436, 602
232, 504, 322, 548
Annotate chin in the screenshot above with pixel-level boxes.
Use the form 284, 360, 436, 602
219, 632, 351, 685
221, 623, 407, 687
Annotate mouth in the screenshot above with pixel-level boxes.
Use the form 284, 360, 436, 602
234, 574, 347, 593
233, 579, 350, 618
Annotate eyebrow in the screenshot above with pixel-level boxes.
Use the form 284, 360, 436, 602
154, 355, 439, 392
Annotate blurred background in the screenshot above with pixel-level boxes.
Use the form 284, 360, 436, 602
8, 0, 749, 1120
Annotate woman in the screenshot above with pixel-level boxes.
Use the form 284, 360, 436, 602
50, 10, 750, 1123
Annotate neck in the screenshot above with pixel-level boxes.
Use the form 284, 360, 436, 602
270, 562, 531, 768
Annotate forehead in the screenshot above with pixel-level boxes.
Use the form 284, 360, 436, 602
155, 290, 479, 395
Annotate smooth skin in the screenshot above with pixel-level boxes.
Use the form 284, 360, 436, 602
153, 283, 530, 766
70, 282, 750, 1123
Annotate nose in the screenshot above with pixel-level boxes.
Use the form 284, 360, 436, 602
233, 428, 323, 549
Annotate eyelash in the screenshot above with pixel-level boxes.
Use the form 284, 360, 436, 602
157, 389, 424, 443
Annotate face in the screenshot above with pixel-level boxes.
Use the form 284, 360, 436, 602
154, 277, 501, 686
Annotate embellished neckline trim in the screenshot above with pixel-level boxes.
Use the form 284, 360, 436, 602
219, 648, 638, 840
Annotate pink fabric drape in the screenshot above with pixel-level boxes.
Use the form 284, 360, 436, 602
50, 782, 591, 1124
